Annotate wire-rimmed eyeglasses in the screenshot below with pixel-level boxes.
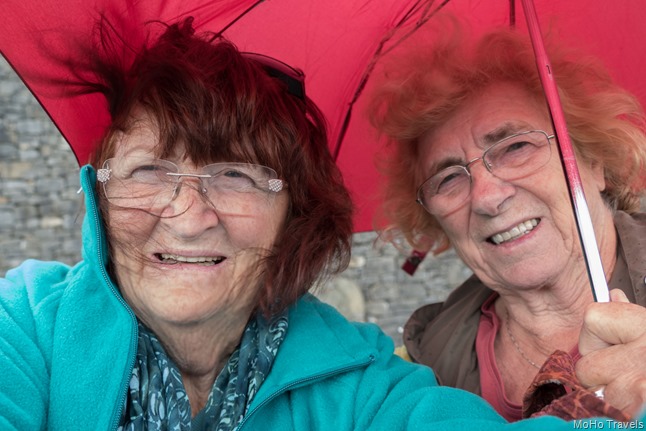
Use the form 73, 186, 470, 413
97, 157, 285, 215
416, 130, 555, 216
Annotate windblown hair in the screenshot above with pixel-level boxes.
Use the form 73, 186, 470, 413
368, 16, 646, 254
73, 17, 353, 315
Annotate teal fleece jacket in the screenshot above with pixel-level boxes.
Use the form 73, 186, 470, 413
0, 166, 631, 430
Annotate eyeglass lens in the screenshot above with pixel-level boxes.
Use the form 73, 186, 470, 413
418, 131, 552, 215
100, 157, 282, 215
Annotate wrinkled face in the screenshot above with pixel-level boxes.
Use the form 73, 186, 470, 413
105, 111, 289, 328
418, 82, 608, 293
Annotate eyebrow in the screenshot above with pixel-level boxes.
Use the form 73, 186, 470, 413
120, 147, 156, 158
426, 156, 466, 178
482, 122, 528, 145
424, 122, 532, 177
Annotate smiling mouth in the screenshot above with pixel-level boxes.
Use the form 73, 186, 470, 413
156, 253, 226, 266
489, 218, 540, 245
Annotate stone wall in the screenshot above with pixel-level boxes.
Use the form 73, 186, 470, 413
0, 59, 84, 270
0, 56, 469, 342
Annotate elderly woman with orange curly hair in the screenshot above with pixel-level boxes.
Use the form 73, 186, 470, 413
369, 18, 646, 421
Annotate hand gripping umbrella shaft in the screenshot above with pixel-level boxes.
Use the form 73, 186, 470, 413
521, 0, 610, 302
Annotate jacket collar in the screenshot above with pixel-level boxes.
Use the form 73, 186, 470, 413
612, 211, 646, 305
251, 295, 378, 404
79, 164, 110, 271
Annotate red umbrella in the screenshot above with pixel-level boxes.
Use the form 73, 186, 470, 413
1, 0, 645, 297
0, 0, 436, 233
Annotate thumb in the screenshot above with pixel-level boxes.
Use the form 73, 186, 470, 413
610, 288, 630, 303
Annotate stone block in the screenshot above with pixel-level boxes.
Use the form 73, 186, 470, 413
314, 278, 366, 322
41, 217, 64, 228
0, 209, 16, 227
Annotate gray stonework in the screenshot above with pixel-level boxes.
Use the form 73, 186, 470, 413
1, 58, 85, 271
0, 56, 470, 342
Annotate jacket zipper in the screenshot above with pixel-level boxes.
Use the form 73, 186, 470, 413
80, 167, 139, 431
234, 354, 376, 430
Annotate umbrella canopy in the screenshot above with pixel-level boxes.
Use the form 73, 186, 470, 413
1, 0, 646, 235
0, 0, 435, 233
339, 0, 646, 233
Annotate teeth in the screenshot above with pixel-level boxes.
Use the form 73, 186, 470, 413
491, 218, 539, 245
159, 253, 224, 265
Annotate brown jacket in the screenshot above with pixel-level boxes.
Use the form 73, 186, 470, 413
403, 211, 646, 394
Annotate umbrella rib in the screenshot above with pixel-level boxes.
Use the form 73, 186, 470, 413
332, 0, 450, 160
381, 0, 451, 58
216, 0, 266, 36
509, 0, 516, 28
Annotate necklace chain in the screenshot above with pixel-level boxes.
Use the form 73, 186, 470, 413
505, 312, 541, 370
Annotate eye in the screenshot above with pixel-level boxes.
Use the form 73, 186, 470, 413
132, 164, 163, 175
490, 138, 541, 169
130, 162, 169, 178
438, 171, 461, 186
126, 160, 174, 183
222, 169, 247, 179
203, 163, 278, 192
504, 140, 532, 153
212, 168, 257, 190
433, 169, 469, 195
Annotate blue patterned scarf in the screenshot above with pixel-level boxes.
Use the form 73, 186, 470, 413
118, 311, 288, 431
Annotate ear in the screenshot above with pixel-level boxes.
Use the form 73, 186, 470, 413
588, 159, 606, 192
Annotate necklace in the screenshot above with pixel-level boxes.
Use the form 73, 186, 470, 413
505, 312, 541, 370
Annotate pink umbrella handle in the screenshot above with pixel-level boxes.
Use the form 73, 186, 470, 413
520, 0, 610, 302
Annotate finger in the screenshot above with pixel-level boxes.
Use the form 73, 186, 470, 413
577, 338, 646, 392
602, 376, 646, 419
576, 343, 626, 386
579, 301, 646, 355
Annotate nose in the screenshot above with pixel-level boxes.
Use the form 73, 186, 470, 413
468, 161, 516, 216
160, 178, 220, 239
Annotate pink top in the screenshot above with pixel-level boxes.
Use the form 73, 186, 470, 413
476, 293, 580, 422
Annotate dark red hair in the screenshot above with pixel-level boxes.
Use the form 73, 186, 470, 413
72, 17, 354, 315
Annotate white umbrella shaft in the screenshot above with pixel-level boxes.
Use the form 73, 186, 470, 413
521, 0, 610, 302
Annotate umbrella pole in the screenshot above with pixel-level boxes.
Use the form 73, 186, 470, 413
520, 0, 610, 302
